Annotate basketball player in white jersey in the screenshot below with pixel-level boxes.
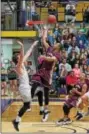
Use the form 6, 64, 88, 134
12, 40, 38, 131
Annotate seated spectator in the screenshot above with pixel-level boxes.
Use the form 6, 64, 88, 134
53, 23, 61, 43
48, 5, 58, 18
85, 66, 89, 75
81, 64, 87, 74
59, 58, 72, 73
30, 1, 39, 21
86, 54, 89, 65
78, 40, 85, 50
67, 43, 80, 55
76, 30, 87, 45
61, 49, 68, 59
67, 51, 76, 68
79, 23, 87, 34
86, 74, 89, 87
84, 6, 89, 23
66, 70, 77, 94
79, 58, 87, 69
65, 2, 76, 23
47, 29, 55, 46
69, 23, 77, 35
72, 63, 81, 79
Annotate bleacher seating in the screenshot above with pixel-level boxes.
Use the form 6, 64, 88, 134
76, 13, 83, 21
58, 13, 65, 21
36, 1, 89, 22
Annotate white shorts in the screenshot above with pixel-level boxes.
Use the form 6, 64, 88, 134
34, 86, 44, 95
19, 85, 31, 102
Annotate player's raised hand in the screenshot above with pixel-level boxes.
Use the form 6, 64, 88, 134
17, 40, 23, 46
33, 40, 39, 47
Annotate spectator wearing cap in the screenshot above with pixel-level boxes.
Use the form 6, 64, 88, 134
66, 70, 78, 94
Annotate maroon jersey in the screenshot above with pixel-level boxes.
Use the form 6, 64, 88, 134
32, 58, 54, 88
47, 46, 60, 61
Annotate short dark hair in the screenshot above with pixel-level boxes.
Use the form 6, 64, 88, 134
12, 54, 19, 65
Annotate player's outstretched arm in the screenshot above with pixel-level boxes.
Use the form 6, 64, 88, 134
23, 40, 39, 62
17, 40, 24, 65
42, 27, 49, 50
40, 55, 57, 62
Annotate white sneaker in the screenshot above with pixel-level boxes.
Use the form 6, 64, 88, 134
84, 110, 89, 116
63, 118, 72, 125
56, 118, 72, 126
42, 111, 50, 122
26, 108, 31, 112
56, 118, 65, 126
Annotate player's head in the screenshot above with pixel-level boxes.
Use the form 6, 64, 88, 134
53, 43, 60, 51
12, 53, 20, 65
80, 73, 86, 80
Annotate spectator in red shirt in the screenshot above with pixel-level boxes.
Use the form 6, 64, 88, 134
66, 70, 78, 94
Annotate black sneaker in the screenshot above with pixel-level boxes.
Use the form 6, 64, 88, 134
76, 113, 83, 120
42, 111, 50, 122
12, 120, 19, 131
63, 118, 72, 125
56, 118, 65, 126
74, 111, 81, 118
39, 110, 44, 115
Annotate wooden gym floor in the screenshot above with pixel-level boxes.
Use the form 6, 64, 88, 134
1, 101, 89, 133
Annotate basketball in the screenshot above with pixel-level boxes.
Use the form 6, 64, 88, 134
48, 15, 57, 24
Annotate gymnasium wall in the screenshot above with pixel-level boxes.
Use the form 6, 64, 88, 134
1, 39, 37, 72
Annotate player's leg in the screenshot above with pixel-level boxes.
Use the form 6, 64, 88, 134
12, 102, 30, 131
37, 91, 44, 115
76, 92, 89, 120
42, 87, 50, 122
56, 104, 73, 125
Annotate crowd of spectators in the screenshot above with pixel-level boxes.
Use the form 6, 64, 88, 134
46, 22, 89, 96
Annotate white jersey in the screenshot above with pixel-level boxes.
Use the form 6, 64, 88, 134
19, 66, 29, 88
18, 66, 31, 102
